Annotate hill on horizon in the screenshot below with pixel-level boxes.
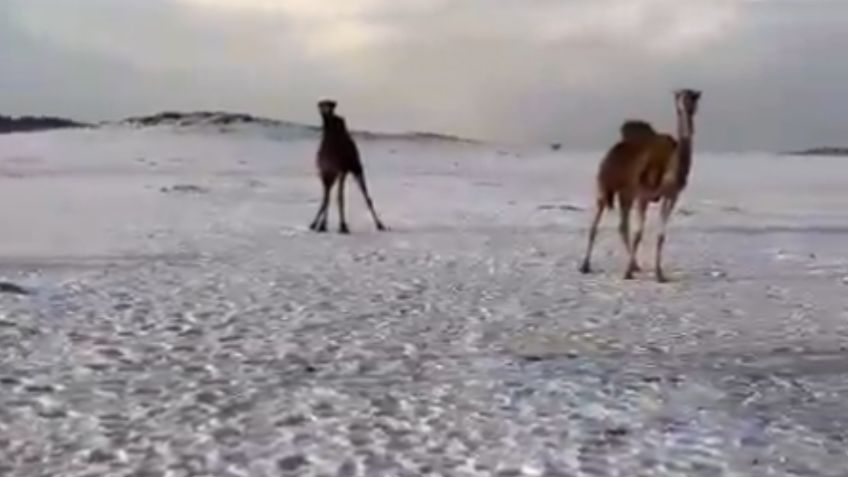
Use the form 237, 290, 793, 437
0, 115, 91, 134
0, 111, 480, 144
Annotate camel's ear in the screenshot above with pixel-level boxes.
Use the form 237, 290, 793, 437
693, 90, 702, 100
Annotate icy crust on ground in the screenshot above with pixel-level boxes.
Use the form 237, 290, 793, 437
2, 128, 848, 476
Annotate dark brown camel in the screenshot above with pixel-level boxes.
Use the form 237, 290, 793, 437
579, 89, 701, 282
308, 99, 386, 234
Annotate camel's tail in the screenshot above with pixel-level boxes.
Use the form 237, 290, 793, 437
596, 142, 628, 210
599, 186, 615, 210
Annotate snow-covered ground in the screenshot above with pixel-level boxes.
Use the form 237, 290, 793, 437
1, 125, 848, 476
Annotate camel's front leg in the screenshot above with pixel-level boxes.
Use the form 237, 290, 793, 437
625, 197, 649, 279
655, 194, 679, 283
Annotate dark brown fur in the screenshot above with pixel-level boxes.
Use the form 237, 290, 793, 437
309, 100, 386, 234
580, 90, 701, 282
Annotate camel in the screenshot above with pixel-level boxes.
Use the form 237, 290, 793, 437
308, 99, 386, 234
579, 89, 702, 282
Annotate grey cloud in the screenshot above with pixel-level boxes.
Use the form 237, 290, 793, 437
1, 0, 846, 151
1, 0, 350, 122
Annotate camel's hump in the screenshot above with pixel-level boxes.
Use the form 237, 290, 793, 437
620, 120, 657, 143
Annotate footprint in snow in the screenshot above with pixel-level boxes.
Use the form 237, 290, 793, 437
160, 184, 209, 194
537, 204, 584, 212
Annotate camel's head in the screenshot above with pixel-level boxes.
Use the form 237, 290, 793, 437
675, 89, 702, 117
317, 99, 337, 116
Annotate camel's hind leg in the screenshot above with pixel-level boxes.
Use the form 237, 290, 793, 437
625, 197, 649, 278
579, 196, 607, 274
353, 171, 386, 231
309, 172, 336, 232
336, 172, 350, 234
655, 194, 679, 283
617, 195, 635, 279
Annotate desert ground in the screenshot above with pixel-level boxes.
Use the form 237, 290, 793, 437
2, 119, 848, 476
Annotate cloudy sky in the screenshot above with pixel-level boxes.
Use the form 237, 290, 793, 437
1, 0, 846, 150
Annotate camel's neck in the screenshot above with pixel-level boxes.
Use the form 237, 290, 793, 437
675, 109, 695, 187
676, 115, 693, 148
676, 106, 694, 140
321, 113, 347, 136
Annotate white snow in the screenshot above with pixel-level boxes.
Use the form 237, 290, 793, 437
1, 125, 848, 476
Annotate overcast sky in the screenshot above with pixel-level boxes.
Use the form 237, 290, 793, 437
1, 0, 846, 150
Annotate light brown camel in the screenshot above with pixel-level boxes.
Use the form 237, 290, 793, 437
579, 89, 701, 282
309, 99, 386, 234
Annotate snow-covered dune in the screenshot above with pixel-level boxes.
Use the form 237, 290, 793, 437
2, 125, 848, 475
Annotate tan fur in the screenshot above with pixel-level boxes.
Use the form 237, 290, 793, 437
580, 90, 701, 282
620, 120, 657, 145
596, 133, 676, 208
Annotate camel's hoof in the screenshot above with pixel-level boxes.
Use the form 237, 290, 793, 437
624, 272, 636, 280
314, 224, 327, 233
656, 273, 669, 283
579, 263, 591, 274
376, 223, 387, 232
631, 263, 642, 273
339, 224, 350, 234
